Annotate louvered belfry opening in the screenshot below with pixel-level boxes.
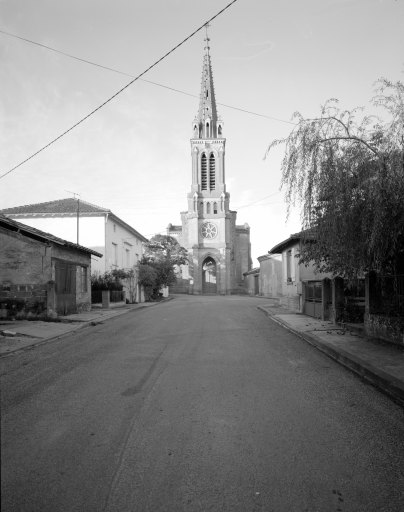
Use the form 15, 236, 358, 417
209, 154, 216, 190
201, 153, 208, 190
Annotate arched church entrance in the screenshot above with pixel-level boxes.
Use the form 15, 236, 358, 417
202, 257, 217, 294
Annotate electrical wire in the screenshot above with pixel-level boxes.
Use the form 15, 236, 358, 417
234, 192, 282, 210
0, 0, 239, 180
0, 29, 296, 126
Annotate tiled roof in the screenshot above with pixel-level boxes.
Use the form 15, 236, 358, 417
268, 228, 317, 254
1, 198, 148, 242
243, 267, 260, 276
0, 215, 103, 257
0, 198, 110, 215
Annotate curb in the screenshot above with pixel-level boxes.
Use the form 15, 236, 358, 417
0, 298, 173, 358
258, 306, 404, 407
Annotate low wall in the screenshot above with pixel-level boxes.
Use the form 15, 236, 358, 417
280, 295, 300, 312
0, 284, 47, 319
169, 277, 190, 294
364, 313, 404, 346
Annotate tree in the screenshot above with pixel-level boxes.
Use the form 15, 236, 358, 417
137, 264, 158, 301
91, 271, 124, 291
91, 268, 138, 302
143, 234, 188, 267
138, 235, 188, 299
110, 268, 138, 303
266, 79, 404, 278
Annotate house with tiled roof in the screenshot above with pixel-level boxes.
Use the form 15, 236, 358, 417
1, 199, 148, 302
0, 215, 102, 316
267, 231, 334, 320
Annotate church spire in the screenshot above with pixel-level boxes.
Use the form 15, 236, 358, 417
192, 25, 223, 139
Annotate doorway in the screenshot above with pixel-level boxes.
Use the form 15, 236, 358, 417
55, 262, 77, 315
202, 257, 217, 294
304, 281, 322, 319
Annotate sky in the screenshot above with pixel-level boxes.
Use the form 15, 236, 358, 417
1, 0, 403, 265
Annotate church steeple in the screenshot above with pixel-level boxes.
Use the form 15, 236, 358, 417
189, 30, 227, 202
166, 27, 251, 296
192, 25, 223, 139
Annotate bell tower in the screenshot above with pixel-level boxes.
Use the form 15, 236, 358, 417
168, 28, 251, 294
188, 26, 229, 216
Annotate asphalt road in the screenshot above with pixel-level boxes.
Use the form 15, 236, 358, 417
1, 295, 403, 512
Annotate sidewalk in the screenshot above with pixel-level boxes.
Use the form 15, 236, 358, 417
258, 303, 404, 407
0, 301, 167, 357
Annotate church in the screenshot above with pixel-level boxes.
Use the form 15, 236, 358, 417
167, 33, 251, 295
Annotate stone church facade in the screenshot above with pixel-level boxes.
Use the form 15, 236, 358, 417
168, 35, 251, 294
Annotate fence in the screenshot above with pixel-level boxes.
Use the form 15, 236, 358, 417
91, 290, 125, 304
370, 274, 404, 316
110, 290, 125, 302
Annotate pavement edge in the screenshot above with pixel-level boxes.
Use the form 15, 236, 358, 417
0, 298, 174, 358
257, 306, 404, 408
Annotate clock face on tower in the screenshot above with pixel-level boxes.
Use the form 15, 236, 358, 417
201, 221, 218, 239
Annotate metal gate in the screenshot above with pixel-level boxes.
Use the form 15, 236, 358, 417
304, 281, 322, 318
55, 262, 76, 315
202, 257, 217, 294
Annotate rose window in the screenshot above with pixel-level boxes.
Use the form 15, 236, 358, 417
201, 222, 218, 239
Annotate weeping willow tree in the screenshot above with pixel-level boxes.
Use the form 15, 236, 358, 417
266, 79, 404, 278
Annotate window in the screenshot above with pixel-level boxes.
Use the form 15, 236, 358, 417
213, 202, 218, 214
79, 266, 88, 293
126, 248, 130, 267
306, 282, 322, 303
112, 242, 118, 267
207, 202, 211, 214
201, 154, 207, 190
209, 154, 216, 190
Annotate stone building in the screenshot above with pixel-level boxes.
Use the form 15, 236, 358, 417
1, 198, 147, 275
1, 198, 148, 303
168, 35, 251, 294
0, 215, 102, 317
268, 232, 334, 320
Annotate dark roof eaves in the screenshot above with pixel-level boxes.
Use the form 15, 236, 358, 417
268, 233, 301, 254
0, 216, 103, 257
243, 267, 260, 276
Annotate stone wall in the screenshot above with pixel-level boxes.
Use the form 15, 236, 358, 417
243, 271, 259, 296
169, 277, 190, 294
0, 228, 51, 318
280, 295, 300, 312
0, 226, 93, 317
234, 225, 251, 290
364, 313, 404, 346
0, 283, 48, 319
258, 255, 282, 298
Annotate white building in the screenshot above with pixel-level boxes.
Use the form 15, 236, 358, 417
2, 198, 148, 301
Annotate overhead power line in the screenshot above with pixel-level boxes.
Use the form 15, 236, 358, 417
0, 0, 239, 180
0, 29, 296, 126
